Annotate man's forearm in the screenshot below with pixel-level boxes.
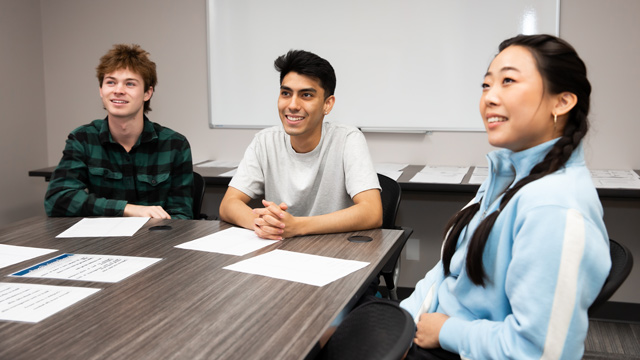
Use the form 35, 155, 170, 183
286, 202, 382, 238
219, 199, 258, 230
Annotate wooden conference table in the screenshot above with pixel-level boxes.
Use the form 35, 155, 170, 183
0, 217, 404, 360
29, 165, 640, 198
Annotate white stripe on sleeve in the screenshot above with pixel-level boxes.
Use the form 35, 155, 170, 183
541, 208, 586, 359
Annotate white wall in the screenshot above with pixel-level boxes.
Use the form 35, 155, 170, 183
0, 0, 48, 225
39, 0, 640, 171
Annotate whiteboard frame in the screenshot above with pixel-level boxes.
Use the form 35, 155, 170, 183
206, 0, 560, 132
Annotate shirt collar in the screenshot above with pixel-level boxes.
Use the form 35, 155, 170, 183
99, 115, 157, 147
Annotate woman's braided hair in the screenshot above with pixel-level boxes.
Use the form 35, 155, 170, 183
442, 34, 592, 286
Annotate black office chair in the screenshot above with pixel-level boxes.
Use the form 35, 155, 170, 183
588, 238, 633, 316
317, 300, 415, 360
378, 173, 412, 300
192, 171, 208, 220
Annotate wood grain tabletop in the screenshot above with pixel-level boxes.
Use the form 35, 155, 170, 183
0, 217, 403, 360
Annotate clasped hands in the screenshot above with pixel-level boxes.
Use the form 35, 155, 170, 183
252, 199, 298, 240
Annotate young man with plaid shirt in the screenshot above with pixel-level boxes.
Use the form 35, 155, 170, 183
45, 44, 193, 219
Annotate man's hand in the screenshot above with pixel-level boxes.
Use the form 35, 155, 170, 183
252, 200, 293, 240
124, 204, 171, 219
414, 312, 449, 349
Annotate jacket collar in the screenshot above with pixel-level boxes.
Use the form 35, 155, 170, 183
478, 138, 586, 207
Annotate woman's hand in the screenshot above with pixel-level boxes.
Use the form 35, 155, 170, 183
414, 312, 450, 349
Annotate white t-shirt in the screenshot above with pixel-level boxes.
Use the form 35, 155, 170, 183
229, 121, 380, 217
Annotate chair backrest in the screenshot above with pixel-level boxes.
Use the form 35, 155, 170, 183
378, 173, 401, 229
318, 301, 415, 360
192, 171, 206, 219
377, 174, 408, 299
588, 238, 634, 316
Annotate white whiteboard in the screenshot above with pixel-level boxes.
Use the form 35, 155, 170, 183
207, 0, 559, 132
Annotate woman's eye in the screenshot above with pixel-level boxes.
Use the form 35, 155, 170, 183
481, 83, 490, 90
503, 78, 515, 84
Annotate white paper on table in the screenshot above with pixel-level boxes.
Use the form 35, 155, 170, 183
10, 253, 162, 283
56, 217, 149, 238
223, 249, 369, 287
375, 163, 408, 181
219, 169, 237, 177
0, 282, 100, 323
0, 244, 58, 270
197, 160, 240, 168
410, 166, 470, 184
590, 169, 640, 189
375, 163, 409, 173
378, 170, 402, 181
175, 227, 277, 256
468, 166, 488, 185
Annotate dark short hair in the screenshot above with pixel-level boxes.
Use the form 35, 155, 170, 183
274, 50, 336, 98
96, 44, 157, 113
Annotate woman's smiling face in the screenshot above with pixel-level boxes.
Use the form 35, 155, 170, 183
480, 45, 559, 152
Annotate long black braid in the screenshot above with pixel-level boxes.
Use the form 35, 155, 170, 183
442, 34, 592, 286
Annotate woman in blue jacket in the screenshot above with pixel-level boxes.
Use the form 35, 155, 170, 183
400, 34, 611, 359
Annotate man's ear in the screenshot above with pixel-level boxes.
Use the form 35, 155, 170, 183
554, 92, 577, 116
323, 95, 335, 115
144, 86, 154, 101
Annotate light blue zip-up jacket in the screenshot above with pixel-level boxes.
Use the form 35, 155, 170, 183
400, 139, 610, 359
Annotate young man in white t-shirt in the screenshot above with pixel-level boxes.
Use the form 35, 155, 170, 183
219, 50, 382, 240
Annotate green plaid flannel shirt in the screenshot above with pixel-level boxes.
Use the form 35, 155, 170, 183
45, 117, 194, 219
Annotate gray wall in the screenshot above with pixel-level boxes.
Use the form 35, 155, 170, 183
2, 0, 639, 303
0, 0, 48, 225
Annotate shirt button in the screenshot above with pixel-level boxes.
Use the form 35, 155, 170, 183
152, 180, 157, 185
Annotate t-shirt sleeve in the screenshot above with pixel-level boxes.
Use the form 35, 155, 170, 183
343, 131, 380, 198
228, 136, 265, 199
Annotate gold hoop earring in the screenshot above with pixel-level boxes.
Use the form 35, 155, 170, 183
553, 113, 557, 130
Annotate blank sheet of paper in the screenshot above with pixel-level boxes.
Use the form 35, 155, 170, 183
175, 227, 278, 256
223, 249, 369, 287
56, 217, 150, 238
0, 283, 100, 323
0, 244, 57, 270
